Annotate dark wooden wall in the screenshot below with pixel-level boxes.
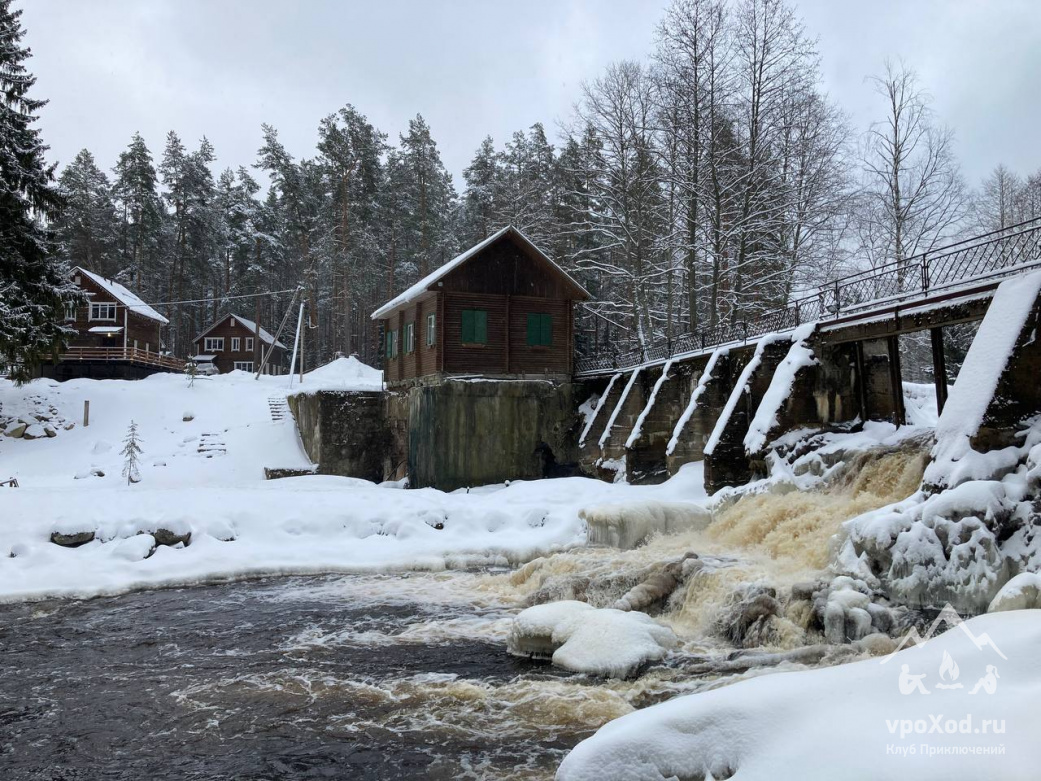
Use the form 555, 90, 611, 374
68, 275, 162, 353
193, 315, 285, 374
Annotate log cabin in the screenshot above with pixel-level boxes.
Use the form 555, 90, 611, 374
191, 313, 288, 375
371, 226, 589, 387
43, 267, 180, 380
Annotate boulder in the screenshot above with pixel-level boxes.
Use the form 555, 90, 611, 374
152, 527, 191, 547
988, 572, 1041, 612
21, 424, 46, 440
43, 424, 57, 438
50, 530, 96, 547
5, 422, 26, 439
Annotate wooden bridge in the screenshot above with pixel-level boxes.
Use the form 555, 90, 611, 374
573, 220, 1041, 493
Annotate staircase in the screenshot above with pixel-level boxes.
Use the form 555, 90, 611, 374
268, 397, 289, 422
197, 433, 227, 458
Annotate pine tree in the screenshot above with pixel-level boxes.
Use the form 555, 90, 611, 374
112, 132, 163, 294
54, 148, 119, 277
121, 420, 143, 484
396, 115, 456, 280
0, 0, 79, 382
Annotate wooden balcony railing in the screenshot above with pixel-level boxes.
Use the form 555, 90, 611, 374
58, 346, 184, 372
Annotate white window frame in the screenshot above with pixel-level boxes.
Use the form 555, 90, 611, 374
64, 302, 76, 321
204, 337, 225, 352
233, 361, 254, 372
90, 302, 117, 321
404, 322, 415, 354
245, 337, 254, 352
426, 313, 436, 346
231, 337, 241, 352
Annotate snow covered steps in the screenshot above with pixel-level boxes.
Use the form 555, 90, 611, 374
268, 397, 289, 422
196, 433, 227, 457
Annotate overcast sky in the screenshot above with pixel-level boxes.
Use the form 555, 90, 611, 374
19, 0, 1041, 189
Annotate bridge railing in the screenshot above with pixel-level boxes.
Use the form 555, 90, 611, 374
575, 218, 1041, 376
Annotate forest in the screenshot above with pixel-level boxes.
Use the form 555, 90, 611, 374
45, 0, 1041, 369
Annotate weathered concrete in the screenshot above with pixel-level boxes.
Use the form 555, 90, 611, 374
577, 371, 630, 478
703, 339, 794, 494
624, 361, 697, 484
406, 380, 580, 491
666, 352, 735, 477
287, 390, 387, 483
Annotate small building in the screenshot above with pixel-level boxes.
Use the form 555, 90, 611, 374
44, 267, 180, 380
371, 226, 589, 387
192, 313, 288, 375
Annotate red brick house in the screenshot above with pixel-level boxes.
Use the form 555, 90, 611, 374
192, 313, 287, 375
371, 226, 589, 387
43, 267, 180, 380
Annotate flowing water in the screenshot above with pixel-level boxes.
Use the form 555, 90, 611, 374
0, 446, 930, 780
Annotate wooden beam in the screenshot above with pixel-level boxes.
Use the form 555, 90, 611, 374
886, 335, 906, 426
853, 341, 869, 422
930, 327, 949, 415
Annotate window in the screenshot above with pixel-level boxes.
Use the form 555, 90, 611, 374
231, 337, 241, 352
461, 309, 487, 344
245, 337, 254, 352
526, 313, 553, 347
90, 302, 117, 321
204, 337, 225, 352
64, 302, 76, 321
404, 322, 415, 354
426, 313, 436, 346
233, 361, 254, 372
385, 329, 398, 359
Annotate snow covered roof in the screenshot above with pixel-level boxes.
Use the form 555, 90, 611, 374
193, 354, 217, 362
87, 326, 124, 335
370, 226, 590, 320
193, 314, 288, 349
75, 267, 169, 324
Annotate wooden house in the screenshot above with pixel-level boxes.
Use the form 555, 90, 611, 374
44, 267, 180, 380
191, 313, 288, 375
371, 226, 589, 387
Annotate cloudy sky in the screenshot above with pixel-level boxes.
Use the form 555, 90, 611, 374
19, 0, 1041, 188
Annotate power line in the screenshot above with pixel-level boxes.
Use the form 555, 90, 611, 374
121, 287, 301, 310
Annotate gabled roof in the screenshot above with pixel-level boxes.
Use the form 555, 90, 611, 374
192, 313, 288, 349
75, 267, 169, 324
370, 226, 590, 320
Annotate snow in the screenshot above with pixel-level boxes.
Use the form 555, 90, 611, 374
579, 372, 621, 447
87, 326, 123, 335
903, 382, 943, 427
581, 497, 711, 550
0, 371, 709, 602
507, 600, 678, 678
558, 610, 1041, 780
293, 355, 384, 392
370, 226, 589, 319
625, 359, 673, 449
743, 323, 818, 454
989, 573, 1041, 612
599, 368, 641, 449
666, 347, 726, 456
705, 332, 793, 457
925, 271, 1041, 489
76, 266, 168, 324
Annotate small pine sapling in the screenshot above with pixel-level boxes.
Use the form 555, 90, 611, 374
184, 359, 197, 387
121, 420, 143, 484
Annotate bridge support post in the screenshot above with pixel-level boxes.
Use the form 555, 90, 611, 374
886, 335, 906, 427
930, 327, 949, 415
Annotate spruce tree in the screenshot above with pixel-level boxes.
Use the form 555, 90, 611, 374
112, 132, 163, 293
54, 148, 119, 278
0, 0, 78, 381
121, 420, 143, 484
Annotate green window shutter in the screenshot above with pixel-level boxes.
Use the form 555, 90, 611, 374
541, 314, 552, 346
474, 310, 487, 344
526, 313, 539, 345
462, 310, 475, 343
385, 330, 392, 358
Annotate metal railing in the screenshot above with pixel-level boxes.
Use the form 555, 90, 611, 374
575, 218, 1041, 376
58, 346, 184, 372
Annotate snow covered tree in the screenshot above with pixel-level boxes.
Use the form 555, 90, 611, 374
112, 132, 163, 294
121, 420, 143, 484
460, 136, 501, 244
0, 0, 79, 382
53, 149, 119, 278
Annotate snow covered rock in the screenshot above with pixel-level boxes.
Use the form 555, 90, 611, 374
507, 600, 678, 678
4, 421, 26, 438
988, 572, 1041, 612
558, 611, 1041, 781
113, 534, 156, 561
50, 528, 96, 547
21, 423, 46, 440
581, 501, 711, 550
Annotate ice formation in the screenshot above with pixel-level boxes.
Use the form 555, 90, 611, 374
581, 501, 711, 550
507, 600, 678, 678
